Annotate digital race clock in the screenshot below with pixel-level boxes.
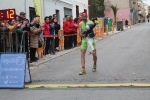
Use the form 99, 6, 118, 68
0, 9, 16, 20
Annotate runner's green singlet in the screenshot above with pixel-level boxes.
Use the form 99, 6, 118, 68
80, 20, 96, 50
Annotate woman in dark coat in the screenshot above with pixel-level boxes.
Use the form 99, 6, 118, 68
30, 16, 42, 62
54, 19, 60, 51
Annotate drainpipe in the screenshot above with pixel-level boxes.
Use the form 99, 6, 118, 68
24, 0, 26, 13
42, 0, 45, 22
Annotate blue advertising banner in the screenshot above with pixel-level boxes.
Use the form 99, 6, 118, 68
0, 53, 26, 88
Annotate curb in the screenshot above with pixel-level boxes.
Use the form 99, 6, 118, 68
29, 38, 103, 67
30, 47, 80, 67
25, 83, 150, 89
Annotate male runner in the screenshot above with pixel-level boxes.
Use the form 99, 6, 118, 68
79, 12, 97, 75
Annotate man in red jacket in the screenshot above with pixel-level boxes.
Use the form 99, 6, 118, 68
63, 15, 71, 49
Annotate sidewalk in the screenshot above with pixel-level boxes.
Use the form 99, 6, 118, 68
29, 27, 130, 67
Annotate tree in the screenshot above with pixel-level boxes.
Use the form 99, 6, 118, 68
110, 5, 119, 25
104, 0, 112, 11
147, 15, 149, 19
89, 0, 105, 19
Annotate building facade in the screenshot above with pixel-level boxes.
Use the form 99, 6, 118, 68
104, 0, 139, 25
0, 0, 89, 27
138, 0, 147, 22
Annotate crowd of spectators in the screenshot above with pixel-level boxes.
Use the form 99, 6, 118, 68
0, 12, 86, 63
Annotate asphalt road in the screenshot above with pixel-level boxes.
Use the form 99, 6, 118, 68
0, 88, 150, 100
1, 23, 150, 100
30, 23, 150, 84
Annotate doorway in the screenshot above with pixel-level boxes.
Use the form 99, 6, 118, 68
76, 5, 79, 18
56, 10, 60, 21
29, 7, 36, 22
84, 9, 87, 13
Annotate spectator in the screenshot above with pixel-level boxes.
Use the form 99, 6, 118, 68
74, 18, 79, 47
49, 22, 55, 55
43, 16, 50, 55
0, 21, 10, 52
7, 19, 18, 52
125, 20, 128, 28
63, 15, 68, 21
4, 20, 17, 52
49, 16, 53, 23
15, 15, 20, 23
54, 18, 60, 51
63, 15, 71, 49
19, 12, 30, 31
18, 12, 30, 58
30, 16, 42, 62
69, 16, 76, 48
37, 23, 45, 59
52, 14, 57, 22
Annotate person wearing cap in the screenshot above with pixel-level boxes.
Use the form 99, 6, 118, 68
17, 12, 30, 58
78, 12, 97, 75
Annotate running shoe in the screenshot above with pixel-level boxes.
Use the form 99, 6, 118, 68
79, 68, 86, 75
92, 65, 97, 72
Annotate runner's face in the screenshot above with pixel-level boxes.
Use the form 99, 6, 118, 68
82, 16, 87, 21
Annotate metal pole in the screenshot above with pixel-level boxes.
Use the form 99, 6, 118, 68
43, 0, 45, 19
16, 32, 18, 52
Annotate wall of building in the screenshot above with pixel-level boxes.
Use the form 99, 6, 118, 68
105, 9, 130, 22
72, 0, 89, 19
109, 0, 130, 9
0, 0, 34, 20
42, 0, 73, 27
0, 0, 88, 25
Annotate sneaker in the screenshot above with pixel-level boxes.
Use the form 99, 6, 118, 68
79, 68, 86, 75
92, 65, 96, 72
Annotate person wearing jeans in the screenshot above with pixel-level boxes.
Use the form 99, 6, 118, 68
49, 22, 55, 54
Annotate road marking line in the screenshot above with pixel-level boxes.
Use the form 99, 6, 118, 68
25, 83, 150, 88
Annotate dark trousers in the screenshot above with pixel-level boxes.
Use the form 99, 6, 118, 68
49, 38, 55, 54
64, 32, 70, 49
0, 39, 5, 52
69, 36, 72, 48
55, 37, 59, 49
30, 48, 36, 61
45, 38, 50, 55
72, 32, 77, 47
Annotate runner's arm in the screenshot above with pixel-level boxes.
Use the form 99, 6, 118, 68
79, 23, 85, 37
